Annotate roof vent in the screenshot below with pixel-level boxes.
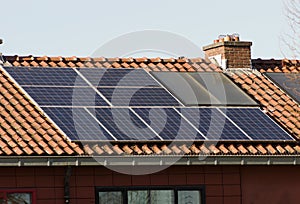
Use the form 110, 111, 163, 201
0, 39, 2, 44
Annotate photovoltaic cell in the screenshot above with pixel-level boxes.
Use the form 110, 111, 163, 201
133, 108, 206, 140
180, 108, 250, 140
42, 107, 113, 141
23, 87, 109, 106
220, 108, 294, 140
78, 68, 160, 87
90, 108, 160, 140
98, 87, 180, 106
4, 67, 88, 86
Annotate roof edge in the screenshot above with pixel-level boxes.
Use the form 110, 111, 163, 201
0, 155, 300, 166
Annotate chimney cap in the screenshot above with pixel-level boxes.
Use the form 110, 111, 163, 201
202, 41, 252, 51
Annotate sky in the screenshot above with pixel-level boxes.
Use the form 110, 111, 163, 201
0, 0, 291, 59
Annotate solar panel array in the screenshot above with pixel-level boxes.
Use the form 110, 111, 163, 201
5, 67, 179, 107
3, 66, 294, 141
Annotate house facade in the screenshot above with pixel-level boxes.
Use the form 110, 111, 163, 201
0, 36, 299, 204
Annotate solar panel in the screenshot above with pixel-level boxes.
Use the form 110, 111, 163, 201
89, 108, 161, 141
4, 67, 88, 87
151, 72, 257, 106
265, 73, 300, 103
180, 108, 250, 140
220, 108, 294, 140
191, 73, 257, 105
42, 107, 113, 141
133, 108, 206, 140
23, 87, 109, 106
78, 68, 160, 87
98, 87, 180, 106
151, 72, 219, 105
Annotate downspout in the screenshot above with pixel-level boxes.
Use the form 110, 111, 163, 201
64, 166, 72, 203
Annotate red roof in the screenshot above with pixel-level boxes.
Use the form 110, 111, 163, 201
0, 55, 299, 156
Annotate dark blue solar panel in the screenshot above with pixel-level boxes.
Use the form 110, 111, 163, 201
133, 108, 205, 140
42, 107, 113, 141
98, 87, 180, 106
180, 108, 250, 140
78, 68, 159, 87
23, 87, 109, 106
4, 67, 88, 86
89, 108, 160, 140
220, 108, 294, 140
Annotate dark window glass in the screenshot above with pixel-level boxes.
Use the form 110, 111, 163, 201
7, 193, 32, 204
96, 187, 203, 204
127, 190, 174, 204
98, 191, 122, 204
178, 190, 201, 204
0, 191, 34, 204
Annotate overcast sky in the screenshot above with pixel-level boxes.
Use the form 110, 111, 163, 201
0, 0, 291, 59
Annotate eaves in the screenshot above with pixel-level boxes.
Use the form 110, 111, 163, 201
0, 155, 300, 166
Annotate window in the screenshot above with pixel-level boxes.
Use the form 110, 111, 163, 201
0, 190, 35, 204
127, 190, 174, 204
96, 186, 205, 204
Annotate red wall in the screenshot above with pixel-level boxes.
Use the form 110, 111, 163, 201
241, 166, 300, 204
0, 165, 299, 204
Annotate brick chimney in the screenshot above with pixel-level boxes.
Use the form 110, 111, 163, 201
202, 34, 252, 69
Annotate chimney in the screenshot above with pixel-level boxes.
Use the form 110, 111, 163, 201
202, 34, 252, 69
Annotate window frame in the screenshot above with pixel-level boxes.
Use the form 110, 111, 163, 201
0, 189, 36, 204
95, 185, 205, 204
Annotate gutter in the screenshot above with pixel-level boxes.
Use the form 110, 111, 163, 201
0, 155, 300, 166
